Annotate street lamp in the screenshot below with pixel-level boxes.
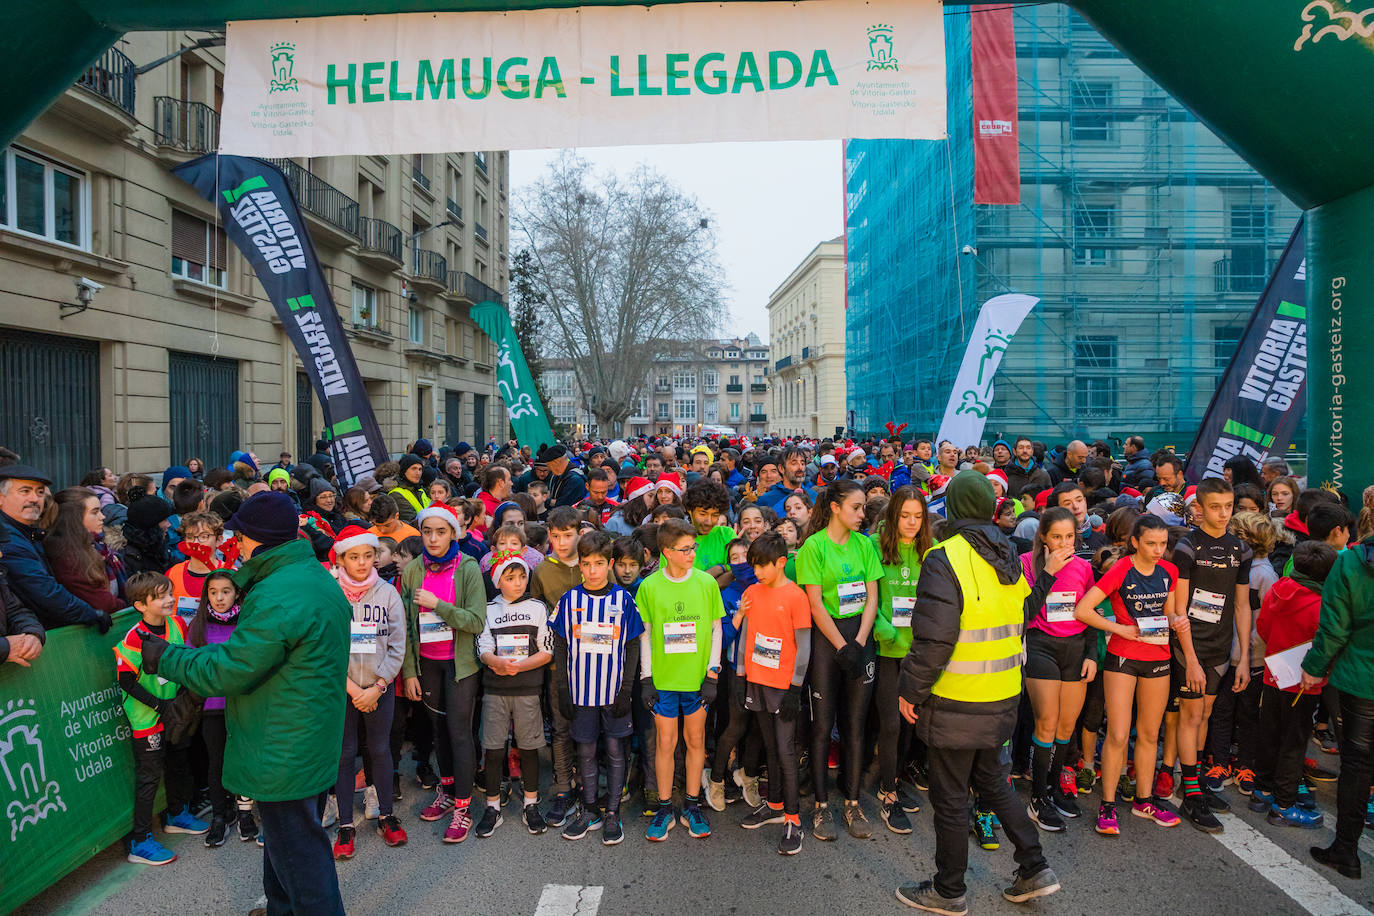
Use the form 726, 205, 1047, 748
406, 217, 459, 249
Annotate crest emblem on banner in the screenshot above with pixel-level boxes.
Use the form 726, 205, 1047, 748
0, 699, 67, 841
867, 24, 899, 71
270, 42, 299, 93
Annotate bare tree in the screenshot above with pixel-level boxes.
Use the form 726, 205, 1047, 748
515, 152, 727, 435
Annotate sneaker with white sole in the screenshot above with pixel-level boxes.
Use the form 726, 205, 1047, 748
363, 785, 380, 820
734, 769, 762, 809
1002, 866, 1061, 903
843, 801, 871, 839
420, 789, 454, 822
443, 805, 473, 843
161, 807, 209, 835
741, 803, 786, 829
896, 881, 966, 915
778, 820, 803, 855
128, 832, 176, 865
562, 807, 604, 841
475, 805, 503, 838
706, 778, 727, 812
320, 794, 338, 829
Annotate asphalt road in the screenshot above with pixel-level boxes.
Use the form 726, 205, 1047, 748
19, 747, 1373, 916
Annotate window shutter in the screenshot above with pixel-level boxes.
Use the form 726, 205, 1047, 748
210, 224, 227, 270
172, 210, 206, 263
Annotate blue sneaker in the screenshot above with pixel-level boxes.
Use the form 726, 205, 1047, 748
1268, 803, 1324, 829
680, 803, 711, 838
1365, 794, 1374, 829
161, 807, 209, 836
1248, 789, 1274, 813
128, 832, 177, 865
646, 805, 676, 841
1296, 784, 1318, 812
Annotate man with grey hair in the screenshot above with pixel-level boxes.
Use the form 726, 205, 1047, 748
1260, 456, 1290, 486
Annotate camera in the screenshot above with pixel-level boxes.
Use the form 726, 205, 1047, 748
75, 277, 103, 302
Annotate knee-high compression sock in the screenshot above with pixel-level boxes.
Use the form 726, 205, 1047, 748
1031, 737, 1054, 799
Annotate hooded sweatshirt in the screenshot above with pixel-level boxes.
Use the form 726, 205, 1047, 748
345, 577, 407, 688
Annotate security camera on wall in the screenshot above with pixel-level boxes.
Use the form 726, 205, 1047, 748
76, 277, 103, 302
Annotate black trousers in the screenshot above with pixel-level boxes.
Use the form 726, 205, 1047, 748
419, 656, 480, 800
875, 656, 915, 792
926, 743, 1047, 899
1253, 684, 1316, 808
258, 796, 345, 916
809, 617, 875, 802
1334, 690, 1374, 856
755, 709, 801, 815
131, 731, 192, 839
1207, 666, 1264, 768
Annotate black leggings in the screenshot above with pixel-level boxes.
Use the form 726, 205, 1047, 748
711, 669, 764, 779
484, 746, 539, 799
875, 656, 914, 793
756, 709, 801, 815
810, 616, 876, 802
578, 737, 626, 813
419, 656, 480, 801
338, 692, 395, 825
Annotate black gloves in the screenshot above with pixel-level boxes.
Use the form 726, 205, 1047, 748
835, 640, 863, 678
610, 691, 633, 718
140, 632, 170, 674
731, 671, 749, 710
95, 611, 113, 635
778, 685, 803, 722
557, 687, 574, 722
700, 674, 719, 705
640, 676, 658, 712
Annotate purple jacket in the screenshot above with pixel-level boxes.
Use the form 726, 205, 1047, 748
201, 613, 239, 712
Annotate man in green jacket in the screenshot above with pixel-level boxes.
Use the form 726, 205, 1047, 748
1302, 533, 1374, 880
142, 491, 349, 916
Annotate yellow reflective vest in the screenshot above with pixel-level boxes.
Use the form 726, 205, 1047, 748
390, 485, 430, 515
928, 535, 1029, 703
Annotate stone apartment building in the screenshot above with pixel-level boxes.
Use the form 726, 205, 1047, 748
768, 237, 847, 438
0, 32, 510, 487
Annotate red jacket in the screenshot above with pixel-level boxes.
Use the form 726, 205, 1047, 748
1257, 576, 1327, 693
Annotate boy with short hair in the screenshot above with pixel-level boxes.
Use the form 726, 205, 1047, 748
550, 530, 644, 844
116, 571, 207, 865
528, 480, 550, 521
475, 552, 554, 838
167, 511, 226, 620
683, 479, 736, 584
611, 536, 645, 594
532, 506, 586, 827
638, 519, 726, 841
1172, 477, 1252, 832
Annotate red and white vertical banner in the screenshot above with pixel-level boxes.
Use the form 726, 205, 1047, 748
971, 6, 1019, 205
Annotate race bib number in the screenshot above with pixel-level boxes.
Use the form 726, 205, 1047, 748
1188, 589, 1225, 624
350, 620, 378, 654
418, 611, 451, 644
495, 633, 530, 659
664, 620, 697, 654
891, 596, 915, 629
752, 633, 783, 669
1046, 591, 1077, 624
836, 581, 866, 617
1136, 615, 1169, 645
175, 596, 198, 621
577, 620, 618, 654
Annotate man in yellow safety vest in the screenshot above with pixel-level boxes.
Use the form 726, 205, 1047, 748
896, 470, 1060, 914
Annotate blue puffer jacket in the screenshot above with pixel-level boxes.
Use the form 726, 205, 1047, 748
0, 512, 103, 630
1122, 454, 1156, 489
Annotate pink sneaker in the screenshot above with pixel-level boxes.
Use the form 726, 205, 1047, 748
1132, 797, 1180, 827
443, 804, 473, 843
1095, 802, 1119, 836
420, 789, 454, 822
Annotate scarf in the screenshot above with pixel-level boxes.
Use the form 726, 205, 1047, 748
376, 561, 399, 582
210, 602, 241, 625
423, 540, 462, 567
94, 534, 124, 580
337, 566, 379, 603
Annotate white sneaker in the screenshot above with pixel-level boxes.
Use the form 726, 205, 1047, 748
321, 794, 338, 829
734, 769, 762, 809
706, 778, 726, 812
363, 785, 380, 820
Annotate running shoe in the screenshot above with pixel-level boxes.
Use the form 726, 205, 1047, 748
844, 801, 872, 839
603, 813, 624, 845
735, 769, 763, 809
1116, 774, 1135, 803
1311, 844, 1363, 880
523, 804, 548, 835
1234, 768, 1256, 796
1028, 795, 1065, 832
238, 809, 258, 843
1002, 866, 1061, 903
723, 776, 743, 805
906, 759, 930, 793
442, 805, 473, 843
332, 826, 355, 860
1296, 783, 1318, 811
1268, 803, 1323, 829
1181, 796, 1222, 833
127, 832, 176, 865
1203, 788, 1231, 813
1314, 729, 1339, 755
706, 777, 727, 812
1304, 758, 1338, 782
1248, 789, 1274, 813
681, 803, 711, 838
1058, 766, 1078, 800
1131, 796, 1180, 827
812, 804, 838, 841
742, 803, 786, 830
562, 807, 603, 841
205, 817, 229, 848
415, 760, 438, 790
896, 880, 967, 915
880, 797, 912, 834
646, 805, 676, 841
1204, 763, 1232, 793
1153, 768, 1175, 801
161, 807, 209, 835
475, 805, 503, 838
378, 815, 407, 846
320, 794, 338, 829
1075, 764, 1097, 796
363, 785, 380, 820
1052, 787, 1081, 819
545, 791, 574, 827
641, 789, 660, 819
898, 782, 923, 815
972, 810, 999, 849
1095, 802, 1120, 836
420, 789, 454, 822
778, 820, 803, 856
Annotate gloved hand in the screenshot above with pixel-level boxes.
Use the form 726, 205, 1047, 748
835, 640, 863, 678
156, 697, 173, 717
640, 676, 659, 712
95, 611, 113, 635
557, 688, 574, 722
700, 674, 719, 706
778, 685, 803, 722
610, 690, 633, 718
140, 632, 170, 674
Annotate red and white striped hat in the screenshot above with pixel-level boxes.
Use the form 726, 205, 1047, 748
654, 471, 683, 497
331, 524, 379, 565
624, 475, 653, 501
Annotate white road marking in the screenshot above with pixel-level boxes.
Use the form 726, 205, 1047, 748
534, 884, 604, 916
1211, 816, 1371, 916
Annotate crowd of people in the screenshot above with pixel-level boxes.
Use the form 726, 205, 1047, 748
2, 431, 1371, 914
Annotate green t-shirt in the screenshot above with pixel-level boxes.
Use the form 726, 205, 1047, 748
796, 529, 884, 619
694, 525, 737, 572
637, 567, 726, 691
115, 616, 188, 736
872, 535, 922, 659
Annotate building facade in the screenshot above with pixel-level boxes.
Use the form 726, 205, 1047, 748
0, 32, 510, 488
541, 334, 770, 439
845, 6, 1301, 450
768, 237, 847, 439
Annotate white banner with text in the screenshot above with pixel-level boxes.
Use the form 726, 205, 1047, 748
219, 0, 946, 155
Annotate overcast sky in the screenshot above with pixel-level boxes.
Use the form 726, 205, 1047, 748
510, 140, 845, 344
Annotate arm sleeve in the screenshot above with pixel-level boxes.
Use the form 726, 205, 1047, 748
708, 617, 723, 672
399, 565, 420, 679
1023, 566, 1057, 623
898, 549, 962, 709
476, 606, 495, 659
552, 633, 571, 700
639, 631, 653, 679
619, 638, 640, 700
2, 575, 46, 644
536, 604, 553, 654
376, 589, 407, 683
118, 669, 163, 711
2, 550, 101, 628
792, 629, 812, 686
155, 606, 289, 699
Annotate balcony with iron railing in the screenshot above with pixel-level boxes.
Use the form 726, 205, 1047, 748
356, 216, 403, 268
750, 382, 768, 393
1213, 256, 1265, 294
774, 356, 793, 371
749, 413, 768, 423
726, 383, 743, 393
475, 221, 488, 244
446, 198, 463, 223
445, 270, 503, 305
475, 152, 488, 174
153, 97, 219, 155
411, 248, 448, 292
63, 46, 136, 136
265, 158, 360, 246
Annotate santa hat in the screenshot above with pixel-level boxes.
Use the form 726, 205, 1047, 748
1120, 486, 1143, 498
1034, 489, 1052, 510
655, 471, 683, 496
1183, 485, 1198, 505
331, 524, 379, 565
624, 475, 653, 501
416, 504, 462, 533
927, 474, 950, 498
490, 549, 530, 584
986, 469, 1009, 491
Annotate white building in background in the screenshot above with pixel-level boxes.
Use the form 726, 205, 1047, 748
768, 237, 847, 438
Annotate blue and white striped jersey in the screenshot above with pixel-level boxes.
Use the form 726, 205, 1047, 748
551, 584, 645, 707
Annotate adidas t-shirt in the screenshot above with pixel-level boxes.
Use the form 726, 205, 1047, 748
550, 584, 644, 707
637, 567, 725, 691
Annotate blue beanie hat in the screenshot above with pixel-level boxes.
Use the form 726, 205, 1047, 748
993, 439, 1012, 453
454, 441, 473, 457
227, 491, 301, 550
414, 438, 434, 457
163, 465, 193, 484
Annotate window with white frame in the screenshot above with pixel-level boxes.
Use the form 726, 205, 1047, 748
171, 210, 228, 287
1, 146, 89, 249
702, 369, 719, 392
351, 282, 379, 327
409, 306, 424, 345
729, 401, 740, 420
703, 399, 718, 423
656, 402, 670, 419
673, 369, 696, 391
674, 398, 696, 421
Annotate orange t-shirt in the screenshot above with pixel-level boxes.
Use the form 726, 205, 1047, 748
370, 522, 421, 543
739, 580, 812, 690
168, 560, 210, 622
